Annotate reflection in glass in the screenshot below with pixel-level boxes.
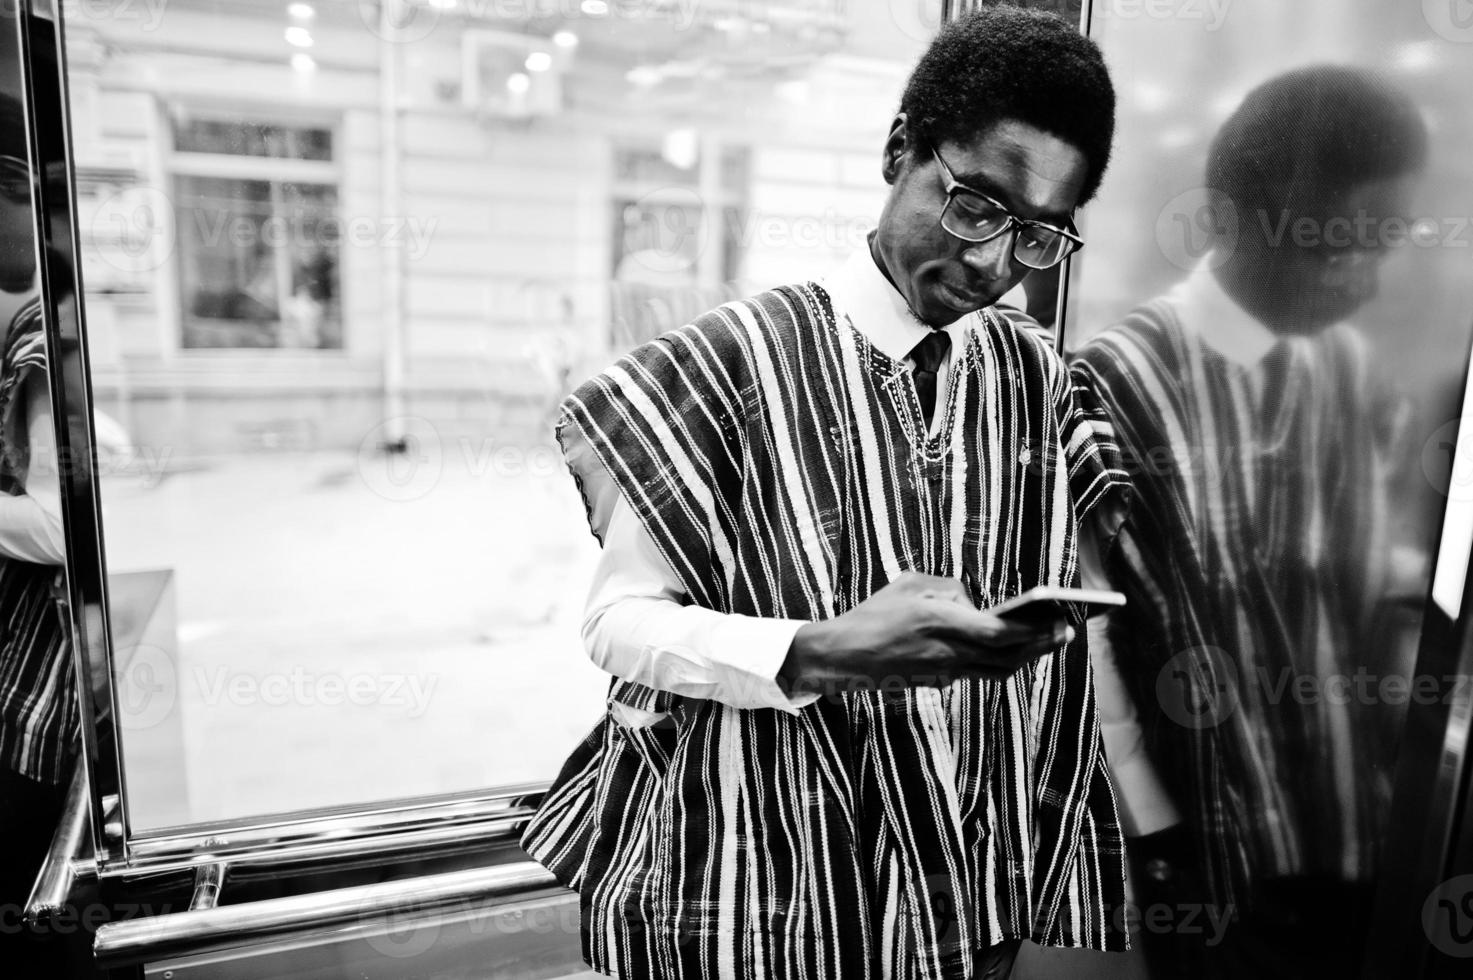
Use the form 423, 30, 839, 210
0, 48, 79, 973
1069, 3, 1473, 973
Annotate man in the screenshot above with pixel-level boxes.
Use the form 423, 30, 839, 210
523, 9, 1126, 978
1071, 66, 1428, 978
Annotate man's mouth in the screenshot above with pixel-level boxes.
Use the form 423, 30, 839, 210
937, 280, 987, 311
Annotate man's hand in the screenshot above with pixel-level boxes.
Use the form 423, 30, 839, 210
778, 572, 1071, 698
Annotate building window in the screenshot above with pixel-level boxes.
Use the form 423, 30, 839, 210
170, 114, 342, 350
607, 138, 750, 348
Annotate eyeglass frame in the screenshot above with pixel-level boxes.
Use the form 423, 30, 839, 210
927, 142, 1084, 270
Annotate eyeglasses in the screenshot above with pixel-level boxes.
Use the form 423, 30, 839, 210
930, 144, 1083, 270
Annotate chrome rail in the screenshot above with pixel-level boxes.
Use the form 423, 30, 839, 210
24, 765, 95, 926
113, 782, 547, 880
93, 860, 563, 968
189, 863, 227, 911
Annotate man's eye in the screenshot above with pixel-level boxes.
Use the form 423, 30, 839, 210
950, 193, 997, 223
1018, 227, 1054, 250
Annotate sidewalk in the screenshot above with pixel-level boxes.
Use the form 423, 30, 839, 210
100, 444, 610, 829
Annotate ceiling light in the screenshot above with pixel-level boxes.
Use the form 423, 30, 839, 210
553, 30, 578, 48
525, 51, 552, 72
287, 3, 314, 19
506, 72, 531, 94
291, 53, 316, 72
285, 26, 313, 47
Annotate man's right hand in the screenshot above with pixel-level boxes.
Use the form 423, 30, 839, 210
777, 571, 1071, 698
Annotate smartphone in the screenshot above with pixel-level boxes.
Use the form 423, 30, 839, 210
989, 586, 1126, 629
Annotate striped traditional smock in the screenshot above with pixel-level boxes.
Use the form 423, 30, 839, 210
1071, 278, 1397, 913
0, 297, 77, 786
523, 282, 1129, 978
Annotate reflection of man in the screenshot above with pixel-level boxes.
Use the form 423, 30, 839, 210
524, 9, 1127, 979
0, 96, 78, 971
1071, 67, 1428, 978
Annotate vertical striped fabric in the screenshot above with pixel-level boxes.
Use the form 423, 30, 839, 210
523, 283, 1129, 978
0, 298, 77, 786
1070, 300, 1394, 912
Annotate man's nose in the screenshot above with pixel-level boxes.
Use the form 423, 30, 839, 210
960, 230, 1015, 280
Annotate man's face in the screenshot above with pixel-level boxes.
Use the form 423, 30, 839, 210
872, 115, 1089, 328
1219, 176, 1415, 334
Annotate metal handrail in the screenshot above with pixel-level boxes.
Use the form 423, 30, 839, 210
93, 860, 563, 967
113, 782, 547, 879
24, 765, 94, 926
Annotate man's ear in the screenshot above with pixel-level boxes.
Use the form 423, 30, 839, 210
881, 113, 911, 186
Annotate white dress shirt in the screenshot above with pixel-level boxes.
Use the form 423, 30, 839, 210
0, 370, 65, 565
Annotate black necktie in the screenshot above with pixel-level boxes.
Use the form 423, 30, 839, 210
909, 329, 951, 431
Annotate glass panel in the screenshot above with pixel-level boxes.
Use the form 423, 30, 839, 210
1068, 0, 1473, 972
60, 0, 927, 832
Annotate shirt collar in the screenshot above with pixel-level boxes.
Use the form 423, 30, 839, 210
1166, 256, 1278, 367
820, 240, 972, 363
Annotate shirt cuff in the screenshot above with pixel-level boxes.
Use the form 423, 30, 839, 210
707, 615, 819, 714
